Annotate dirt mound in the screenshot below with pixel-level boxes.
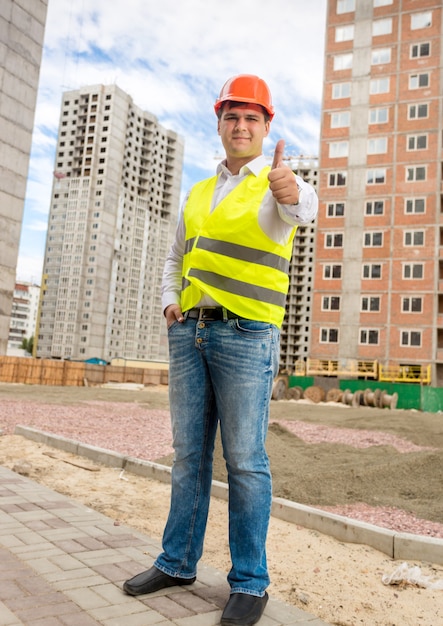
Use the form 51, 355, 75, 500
155, 418, 443, 528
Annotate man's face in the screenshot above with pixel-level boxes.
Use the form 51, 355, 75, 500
217, 103, 270, 162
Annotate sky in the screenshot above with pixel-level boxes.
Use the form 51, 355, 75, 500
17, 0, 328, 284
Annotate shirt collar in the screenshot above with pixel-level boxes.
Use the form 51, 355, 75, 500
216, 154, 267, 178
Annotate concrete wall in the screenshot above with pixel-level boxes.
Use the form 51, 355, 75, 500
0, 0, 48, 354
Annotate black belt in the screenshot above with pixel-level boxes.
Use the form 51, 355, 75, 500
185, 307, 239, 321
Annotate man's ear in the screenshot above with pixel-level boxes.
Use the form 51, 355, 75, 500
264, 121, 271, 137
217, 119, 221, 135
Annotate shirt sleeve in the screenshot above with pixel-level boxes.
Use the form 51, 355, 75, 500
278, 174, 318, 226
161, 200, 187, 314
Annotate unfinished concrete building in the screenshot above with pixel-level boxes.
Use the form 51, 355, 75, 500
36, 84, 184, 363
0, 0, 48, 354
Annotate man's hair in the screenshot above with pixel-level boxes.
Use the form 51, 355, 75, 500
216, 100, 271, 123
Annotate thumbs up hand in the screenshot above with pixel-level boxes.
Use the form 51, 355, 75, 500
268, 139, 299, 205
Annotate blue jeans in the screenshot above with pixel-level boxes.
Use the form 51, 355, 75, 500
154, 316, 280, 596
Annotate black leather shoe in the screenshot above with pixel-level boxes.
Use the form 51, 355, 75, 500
123, 565, 196, 596
221, 592, 269, 625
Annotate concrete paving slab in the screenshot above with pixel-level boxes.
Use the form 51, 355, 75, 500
0, 466, 330, 625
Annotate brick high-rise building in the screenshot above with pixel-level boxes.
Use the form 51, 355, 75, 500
311, 0, 442, 385
280, 156, 318, 374
37, 84, 184, 363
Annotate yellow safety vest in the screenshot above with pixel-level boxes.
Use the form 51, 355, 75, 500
181, 166, 297, 327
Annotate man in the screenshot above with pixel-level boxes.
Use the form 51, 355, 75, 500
123, 74, 318, 626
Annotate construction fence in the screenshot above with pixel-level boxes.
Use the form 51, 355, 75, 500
2, 357, 443, 412
0, 357, 169, 387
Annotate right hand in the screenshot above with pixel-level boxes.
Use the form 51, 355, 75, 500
268, 139, 299, 205
165, 304, 184, 327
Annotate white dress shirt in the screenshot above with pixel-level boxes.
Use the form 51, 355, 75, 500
161, 154, 318, 312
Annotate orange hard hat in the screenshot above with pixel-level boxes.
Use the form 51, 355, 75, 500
214, 74, 274, 120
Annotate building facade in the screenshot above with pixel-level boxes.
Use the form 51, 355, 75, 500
280, 156, 318, 373
0, 0, 48, 354
312, 0, 443, 384
8, 282, 40, 354
37, 84, 184, 363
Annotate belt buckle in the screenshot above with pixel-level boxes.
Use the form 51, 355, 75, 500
198, 307, 218, 321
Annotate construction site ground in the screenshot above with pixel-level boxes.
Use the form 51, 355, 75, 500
1, 382, 443, 625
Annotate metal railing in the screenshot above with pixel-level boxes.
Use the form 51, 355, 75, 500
306, 358, 378, 379
378, 364, 431, 384
290, 359, 431, 384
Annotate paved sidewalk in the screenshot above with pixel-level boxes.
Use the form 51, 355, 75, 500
0, 465, 330, 626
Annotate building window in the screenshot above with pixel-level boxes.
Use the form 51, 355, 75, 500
374, 0, 393, 6
408, 103, 428, 119
367, 168, 386, 184
322, 296, 341, 311
403, 263, 423, 279
363, 264, 382, 279
401, 330, 421, 347
411, 42, 430, 58
331, 111, 350, 128
325, 233, 344, 248
368, 137, 387, 154
409, 73, 429, 89
406, 166, 426, 181
369, 107, 388, 124
324, 264, 342, 279
328, 172, 347, 187
372, 18, 392, 36
332, 82, 351, 99
370, 78, 390, 94
372, 47, 391, 64
365, 200, 384, 215
335, 25, 354, 41
402, 297, 422, 313
411, 12, 432, 30
327, 202, 345, 217
364, 232, 383, 247
320, 328, 339, 343
407, 134, 427, 151
360, 329, 379, 345
361, 296, 380, 312
334, 53, 353, 71
337, 0, 355, 13
405, 198, 425, 214
329, 141, 349, 158
404, 231, 424, 246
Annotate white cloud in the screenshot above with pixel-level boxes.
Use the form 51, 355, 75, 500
19, 0, 327, 283
16, 253, 45, 284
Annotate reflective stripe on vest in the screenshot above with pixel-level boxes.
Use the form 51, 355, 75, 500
181, 167, 297, 327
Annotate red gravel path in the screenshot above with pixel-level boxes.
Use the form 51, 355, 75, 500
275, 419, 436, 453
0, 400, 174, 460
